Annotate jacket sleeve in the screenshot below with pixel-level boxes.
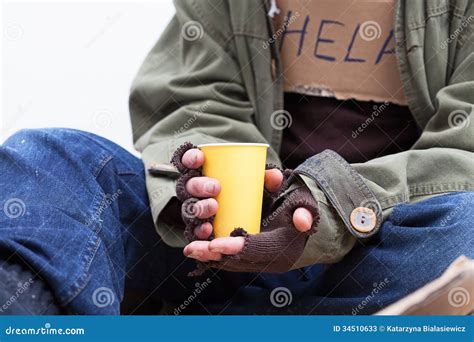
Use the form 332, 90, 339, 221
293, 1, 474, 268
129, 1, 280, 247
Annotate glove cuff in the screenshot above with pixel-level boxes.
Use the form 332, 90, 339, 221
171, 142, 212, 245
175, 170, 201, 202
170, 142, 198, 173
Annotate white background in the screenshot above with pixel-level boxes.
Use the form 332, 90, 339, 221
2, 0, 174, 154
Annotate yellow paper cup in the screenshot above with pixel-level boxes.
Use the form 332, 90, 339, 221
198, 143, 269, 238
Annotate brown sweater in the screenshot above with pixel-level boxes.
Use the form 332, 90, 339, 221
280, 93, 421, 169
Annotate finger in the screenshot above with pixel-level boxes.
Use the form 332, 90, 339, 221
264, 168, 283, 193
193, 222, 213, 240
184, 241, 222, 262
293, 207, 314, 232
191, 198, 218, 219
209, 237, 245, 255
182, 149, 204, 169
186, 177, 221, 198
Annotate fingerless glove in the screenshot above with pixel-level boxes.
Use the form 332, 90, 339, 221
171, 142, 320, 275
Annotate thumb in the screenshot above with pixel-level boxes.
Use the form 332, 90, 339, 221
292, 207, 314, 232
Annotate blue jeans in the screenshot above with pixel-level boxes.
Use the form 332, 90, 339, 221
0, 128, 472, 314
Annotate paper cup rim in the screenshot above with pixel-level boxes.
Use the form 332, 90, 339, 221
198, 143, 269, 148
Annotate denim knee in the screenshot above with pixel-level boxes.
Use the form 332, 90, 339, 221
0, 128, 148, 313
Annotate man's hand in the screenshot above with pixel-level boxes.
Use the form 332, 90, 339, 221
181, 148, 314, 262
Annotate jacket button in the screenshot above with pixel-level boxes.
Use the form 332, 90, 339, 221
350, 207, 376, 233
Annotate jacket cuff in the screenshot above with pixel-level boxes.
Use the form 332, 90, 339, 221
141, 142, 186, 247
294, 150, 383, 239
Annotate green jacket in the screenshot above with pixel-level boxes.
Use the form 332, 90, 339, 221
129, 0, 474, 268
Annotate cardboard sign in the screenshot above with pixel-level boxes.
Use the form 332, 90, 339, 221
274, 0, 407, 105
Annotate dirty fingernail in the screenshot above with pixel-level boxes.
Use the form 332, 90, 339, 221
204, 181, 216, 194
188, 251, 203, 259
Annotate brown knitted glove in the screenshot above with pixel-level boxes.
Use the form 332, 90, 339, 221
204, 186, 319, 274
170, 142, 296, 244
170, 142, 213, 242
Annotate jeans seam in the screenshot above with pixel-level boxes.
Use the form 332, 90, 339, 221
56, 177, 108, 304
75, 130, 139, 177
92, 154, 113, 178
56, 234, 102, 306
